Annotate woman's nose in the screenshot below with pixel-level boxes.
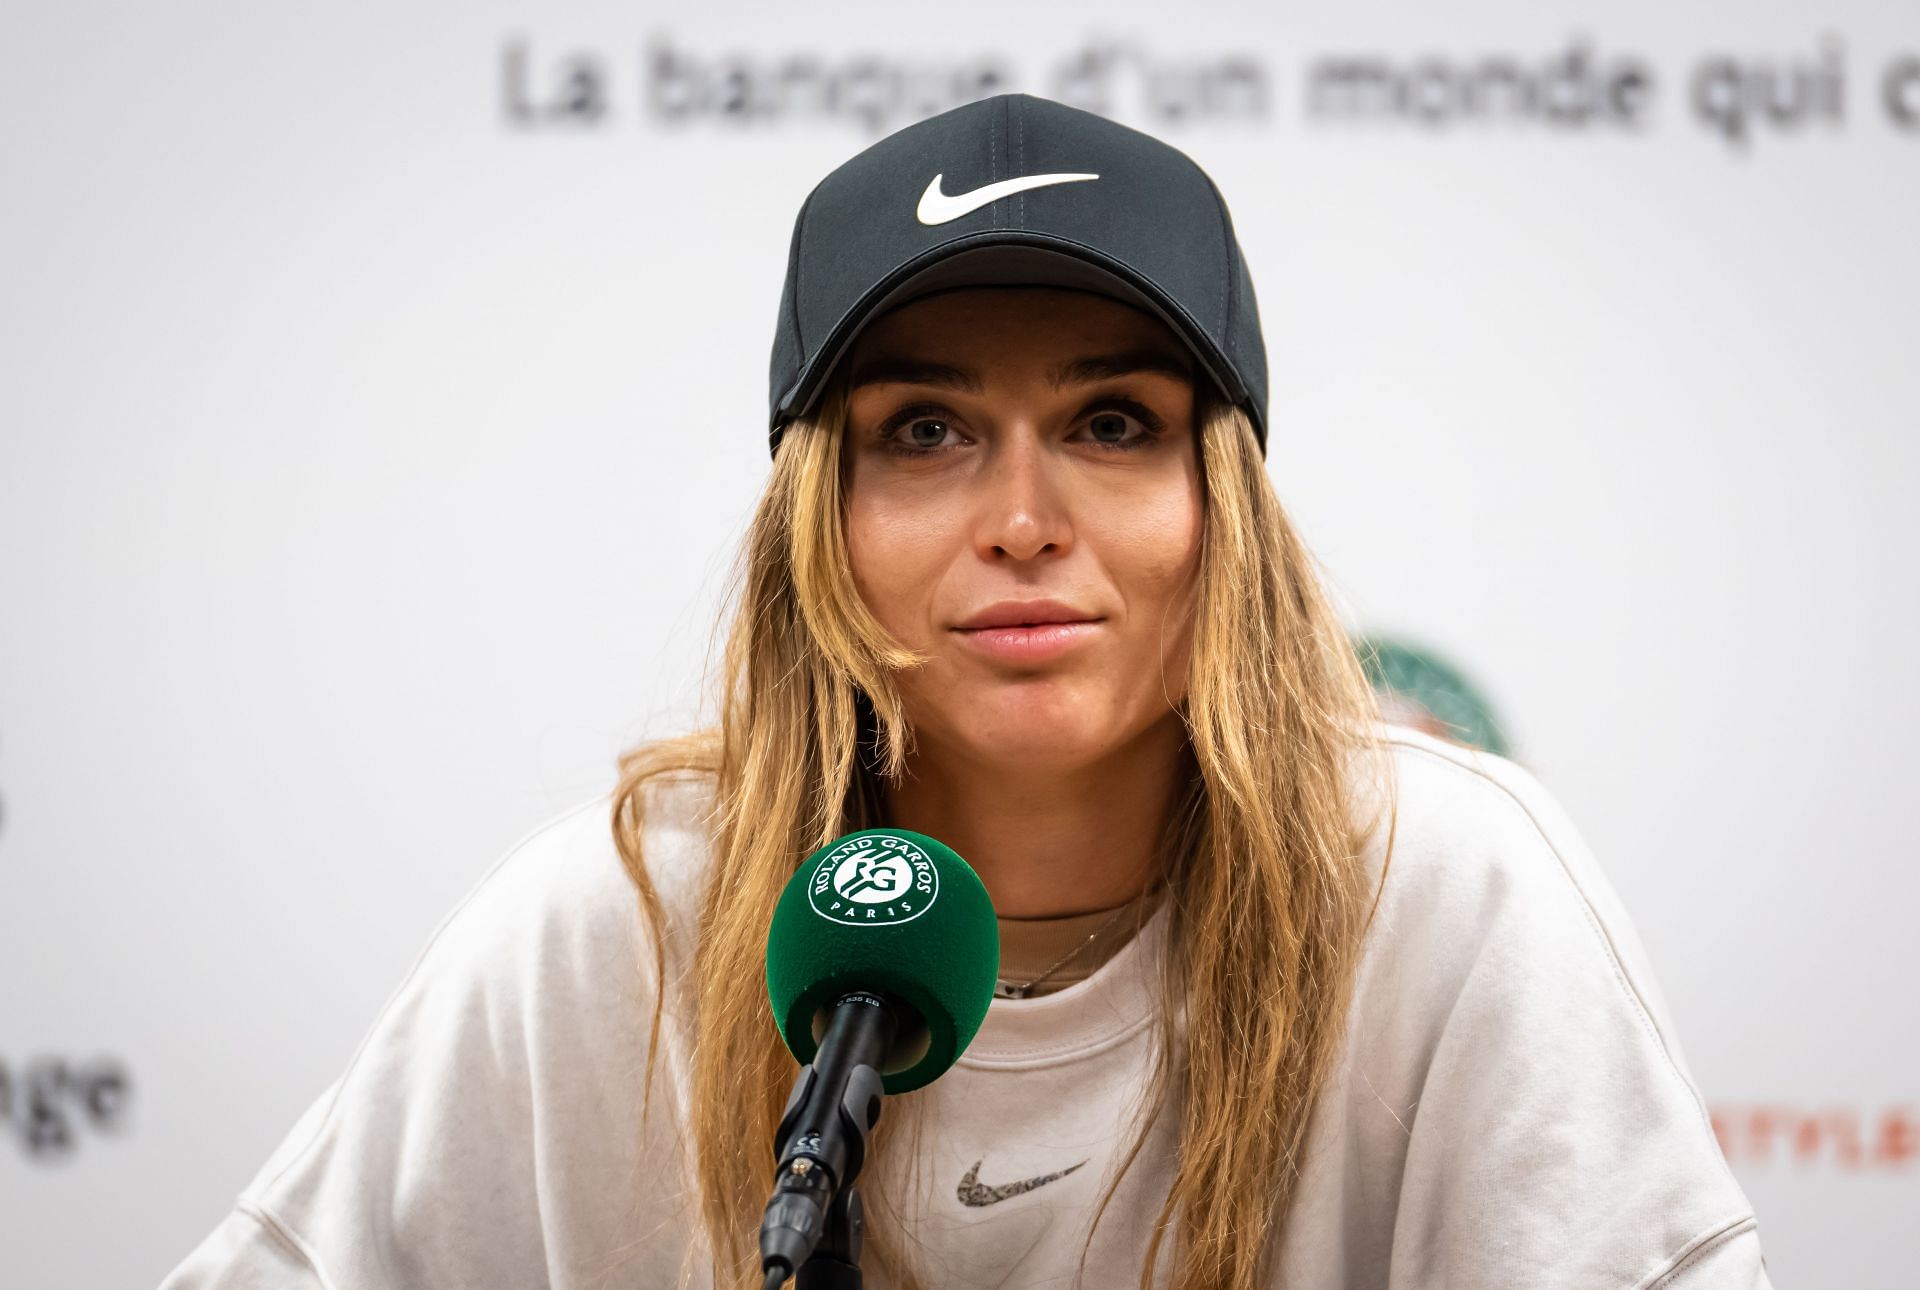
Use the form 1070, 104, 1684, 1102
975, 431, 1072, 563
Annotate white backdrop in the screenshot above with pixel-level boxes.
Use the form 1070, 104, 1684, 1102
3, 1, 1916, 1286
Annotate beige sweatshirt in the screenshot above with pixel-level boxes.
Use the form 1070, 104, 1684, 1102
158, 725, 1772, 1288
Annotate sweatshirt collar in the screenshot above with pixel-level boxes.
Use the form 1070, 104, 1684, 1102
958, 902, 1168, 1069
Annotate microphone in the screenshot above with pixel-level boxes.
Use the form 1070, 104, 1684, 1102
759, 828, 999, 1285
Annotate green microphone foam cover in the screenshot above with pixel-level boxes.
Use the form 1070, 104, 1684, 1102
766, 828, 1000, 1093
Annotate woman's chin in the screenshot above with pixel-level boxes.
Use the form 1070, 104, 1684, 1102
927, 697, 1143, 774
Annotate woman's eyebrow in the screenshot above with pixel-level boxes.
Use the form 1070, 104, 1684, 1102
1052, 349, 1194, 389
849, 348, 1194, 392
850, 357, 981, 393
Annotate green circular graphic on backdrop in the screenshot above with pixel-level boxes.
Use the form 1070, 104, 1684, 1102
1354, 635, 1512, 758
806, 832, 941, 927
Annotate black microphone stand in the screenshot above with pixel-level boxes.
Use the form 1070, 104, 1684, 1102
796, 1186, 864, 1288
759, 993, 897, 1289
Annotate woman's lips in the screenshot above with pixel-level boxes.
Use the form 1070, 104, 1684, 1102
950, 620, 1102, 663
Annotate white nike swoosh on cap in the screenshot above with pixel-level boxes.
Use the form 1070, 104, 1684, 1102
916, 172, 1100, 226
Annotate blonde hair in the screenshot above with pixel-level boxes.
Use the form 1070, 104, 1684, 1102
611, 365, 1394, 1288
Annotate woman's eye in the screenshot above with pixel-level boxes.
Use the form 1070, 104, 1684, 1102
1076, 407, 1158, 449
899, 417, 956, 449
879, 402, 1160, 455
878, 408, 969, 455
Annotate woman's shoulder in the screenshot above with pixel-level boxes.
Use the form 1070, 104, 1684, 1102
1353, 721, 1586, 853
1347, 721, 1703, 1095
465, 767, 722, 955
171, 778, 724, 1289
310, 767, 724, 1052
1353, 722, 1641, 930
1308, 736, 1761, 1286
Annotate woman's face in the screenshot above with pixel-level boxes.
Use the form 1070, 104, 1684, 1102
843, 286, 1203, 777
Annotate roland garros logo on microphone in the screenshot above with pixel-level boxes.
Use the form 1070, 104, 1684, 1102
809, 833, 939, 926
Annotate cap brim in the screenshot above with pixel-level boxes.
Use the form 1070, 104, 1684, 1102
776, 242, 1242, 433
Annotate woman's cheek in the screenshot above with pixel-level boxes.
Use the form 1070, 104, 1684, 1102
1103, 489, 1202, 601
848, 507, 945, 648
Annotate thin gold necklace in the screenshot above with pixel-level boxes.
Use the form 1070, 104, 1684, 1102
993, 896, 1145, 1000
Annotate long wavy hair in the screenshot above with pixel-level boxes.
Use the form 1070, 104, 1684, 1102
610, 361, 1395, 1289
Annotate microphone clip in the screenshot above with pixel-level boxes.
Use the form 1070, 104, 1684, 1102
758, 992, 897, 1286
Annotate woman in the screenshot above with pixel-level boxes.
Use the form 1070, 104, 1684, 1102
162, 93, 1770, 1288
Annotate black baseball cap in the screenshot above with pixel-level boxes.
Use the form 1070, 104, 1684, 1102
766, 92, 1270, 456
